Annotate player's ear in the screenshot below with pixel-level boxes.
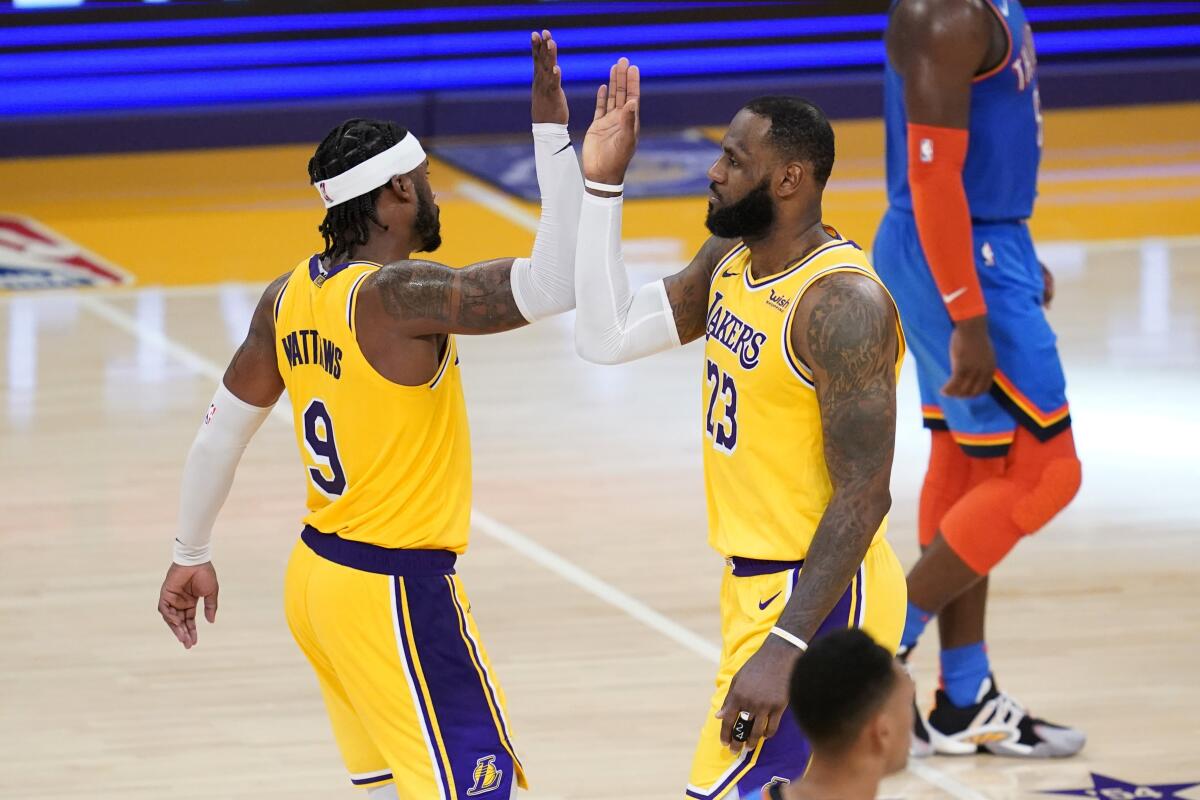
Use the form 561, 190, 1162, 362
870, 706, 893, 754
388, 174, 417, 204
776, 161, 805, 198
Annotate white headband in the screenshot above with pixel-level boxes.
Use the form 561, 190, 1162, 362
313, 133, 427, 208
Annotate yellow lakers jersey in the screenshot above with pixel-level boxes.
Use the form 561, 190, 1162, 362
273, 256, 472, 552
702, 230, 905, 560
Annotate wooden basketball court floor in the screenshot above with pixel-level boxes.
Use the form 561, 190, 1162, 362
2, 103, 1198, 799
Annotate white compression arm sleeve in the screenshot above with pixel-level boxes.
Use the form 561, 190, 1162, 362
509, 122, 584, 322
574, 193, 682, 364
173, 382, 272, 565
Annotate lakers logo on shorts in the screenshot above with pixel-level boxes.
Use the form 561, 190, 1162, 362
466, 754, 503, 796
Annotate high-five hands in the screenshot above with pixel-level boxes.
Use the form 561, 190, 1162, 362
582, 57, 640, 187
531, 30, 569, 125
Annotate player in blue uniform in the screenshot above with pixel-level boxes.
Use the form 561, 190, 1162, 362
874, 0, 1086, 757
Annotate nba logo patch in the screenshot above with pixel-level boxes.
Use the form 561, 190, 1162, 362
318, 181, 333, 204
919, 138, 934, 163
204, 403, 217, 425
466, 754, 503, 796
0, 215, 132, 291
981, 241, 996, 267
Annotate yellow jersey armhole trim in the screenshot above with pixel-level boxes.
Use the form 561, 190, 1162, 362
346, 268, 376, 332
273, 276, 290, 323
781, 264, 881, 389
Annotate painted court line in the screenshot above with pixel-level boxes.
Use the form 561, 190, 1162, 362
76, 287, 981, 800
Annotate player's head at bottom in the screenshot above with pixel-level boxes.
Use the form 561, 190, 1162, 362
706, 97, 834, 242
309, 118, 442, 263
789, 628, 913, 775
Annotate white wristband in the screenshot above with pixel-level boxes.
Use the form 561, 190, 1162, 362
770, 627, 809, 652
584, 178, 624, 193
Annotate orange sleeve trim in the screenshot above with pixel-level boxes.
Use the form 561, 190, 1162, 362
907, 123, 987, 322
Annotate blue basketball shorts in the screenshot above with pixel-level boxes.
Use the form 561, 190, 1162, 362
873, 208, 1071, 457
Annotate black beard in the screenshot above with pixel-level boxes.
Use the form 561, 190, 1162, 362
414, 188, 442, 252
705, 180, 775, 240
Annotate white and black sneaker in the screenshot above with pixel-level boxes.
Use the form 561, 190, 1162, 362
924, 675, 1086, 758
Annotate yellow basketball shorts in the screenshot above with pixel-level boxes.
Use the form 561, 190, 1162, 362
685, 539, 906, 799
284, 529, 526, 797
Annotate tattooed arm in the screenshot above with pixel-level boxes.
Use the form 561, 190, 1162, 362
776, 271, 899, 640
714, 271, 898, 752
664, 235, 741, 344
357, 258, 532, 337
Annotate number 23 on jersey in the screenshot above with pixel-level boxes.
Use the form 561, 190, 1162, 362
705, 359, 738, 454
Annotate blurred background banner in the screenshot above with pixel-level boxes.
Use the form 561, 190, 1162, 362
2, 0, 1199, 156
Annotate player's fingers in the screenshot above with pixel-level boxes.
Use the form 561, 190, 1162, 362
626, 98, 639, 135
606, 63, 618, 112
546, 36, 559, 79
718, 712, 736, 750
594, 84, 607, 121
158, 597, 181, 625
715, 691, 736, 748
744, 710, 770, 750
764, 709, 783, 740
614, 57, 629, 108
203, 589, 218, 624
627, 64, 640, 102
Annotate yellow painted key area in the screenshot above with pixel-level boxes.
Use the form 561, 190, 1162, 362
1, 102, 1197, 287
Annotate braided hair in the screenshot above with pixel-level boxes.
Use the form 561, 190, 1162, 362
308, 118, 409, 261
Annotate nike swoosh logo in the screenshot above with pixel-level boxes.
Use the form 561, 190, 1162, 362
759, 592, 781, 611
941, 287, 967, 304
554, 141, 573, 155
722, 270, 739, 278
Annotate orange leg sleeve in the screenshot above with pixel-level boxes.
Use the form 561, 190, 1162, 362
941, 428, 1082, 574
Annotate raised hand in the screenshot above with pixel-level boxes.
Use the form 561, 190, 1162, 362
531, 30, 568, 125
582, 57, 640, 186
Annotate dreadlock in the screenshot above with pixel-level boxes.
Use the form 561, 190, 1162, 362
308, 118, 409, 261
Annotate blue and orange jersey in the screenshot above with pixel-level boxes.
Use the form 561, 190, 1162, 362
884, 0, 1042, 221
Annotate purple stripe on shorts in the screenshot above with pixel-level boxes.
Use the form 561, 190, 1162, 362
854, 565, 865, 627
403, 574, 516, 797
393, 577, 454, 799
686, 749, 754, 799
729, 556, 805, 577
446, 578, 523, 772
349, 772, 393, 786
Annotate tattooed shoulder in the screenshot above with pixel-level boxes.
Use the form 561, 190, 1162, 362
800, 272, 896, 384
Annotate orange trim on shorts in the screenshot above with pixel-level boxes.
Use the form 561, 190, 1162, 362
993, 371, 1070, 428
952, 430, 1015, 447
921, 405, 946, 420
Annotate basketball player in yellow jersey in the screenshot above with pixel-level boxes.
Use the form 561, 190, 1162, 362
574, 60, 907, 798
156, 33, 581, 799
